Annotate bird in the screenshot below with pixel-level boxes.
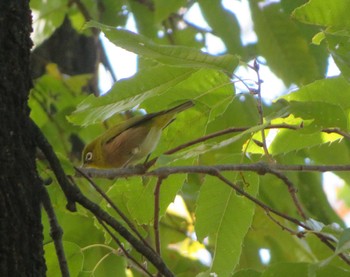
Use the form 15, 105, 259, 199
82, 100, 194, 168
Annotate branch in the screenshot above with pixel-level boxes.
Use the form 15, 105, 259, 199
75, 167, 155, 253
71, 182, 174, 276
154, 177, 165, 257
250, 59, 273, 161
78, 162, 350, 179
31, 119, 77, 211
210, 170, 350, 266
31, 120, 173, 276
322, 127, 350, 140
97, 218, 153, 277
209, 169, 307, 229
268, 169, 307, 219
40, 184, 70, 277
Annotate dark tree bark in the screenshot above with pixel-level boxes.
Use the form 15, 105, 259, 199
30, 16, 99, 93
0, 1, 46, 276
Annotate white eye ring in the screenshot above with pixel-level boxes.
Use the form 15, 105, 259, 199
85, 152, 93, 162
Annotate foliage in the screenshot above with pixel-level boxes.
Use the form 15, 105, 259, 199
30, 0, 350, 276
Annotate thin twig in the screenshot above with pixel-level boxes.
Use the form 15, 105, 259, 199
322, 127, 350, 140
209, 169, 308, 229
211, 170, 350, 265
250, 59, 273, 162
164, 123, 300, 156
154, 177, 165, 257
268, 169, 307, 219
74, 167, 156, 254
40, 185, 70, 277
97, 218, 153, 277
72, 183, 174, 276
265, 210, 302, 237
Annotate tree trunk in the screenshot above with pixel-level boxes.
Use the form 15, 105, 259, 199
0, 1, 46, 276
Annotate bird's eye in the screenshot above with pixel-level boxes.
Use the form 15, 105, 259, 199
85, 152, 93, 162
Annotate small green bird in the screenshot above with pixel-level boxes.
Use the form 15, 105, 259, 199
82, 101, 194, 168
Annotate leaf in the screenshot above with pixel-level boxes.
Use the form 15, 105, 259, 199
298, 173, 344, 227
233, 269, 262, 277
199, 0, 243, 55
288, 101, 347, 129
282, 76, 350, 112
336, 228, 350, 253
326, 33, 350, 82
69, 65, 235, 126
250, 1, 321, 85
154, 0, 186, 23
85, 21, 239, 73
68, 66, 196, 125
292, 0, 350, 29
269, 129, 340, 155
31, 0, 67, 46
44, 241, 83, 277
99, 0, 128, 26
179, 122, 269, 160
195, 173, 258, 275
118, 175, 186, 224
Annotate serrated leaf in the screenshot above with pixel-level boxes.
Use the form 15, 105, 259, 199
199, 0, 243, 55
68, 66, 196, 125
250, 1, 321, 85
326, 33, 350, 82
269, 129, 340, 155
195, 173, 258, 275
179, 122, 269, 160
85, 21, 239, 73
288, 101, 347, 129
281, 76, 350, 112
292, 0, 350, 29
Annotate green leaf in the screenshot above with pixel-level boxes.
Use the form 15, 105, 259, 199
326, 33, 350, 82
85, 21, 239, 73
282, 76, 350, 114
336, 228, 350, 253
195, 173, 258, 275
261, 262, 309, 277
68, 66, 196, 125
297, 173, 344, 227
250, 1, 321, 85
316, 265, 350, 277
154, 0, 186, 23
69, 65, 234, 126
31, 0, 67, 46
44, 241, 83, 277
128, 0, 157, 38
99, 0, 128, 26
199, 0, 243, 55
233, 269, 261, 277
113, 175, 186, 224
293, 0, 350, 29
288, 101, 347, 129
269, 129, 340, 155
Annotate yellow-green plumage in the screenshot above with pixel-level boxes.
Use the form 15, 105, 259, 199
82, 101, 194, 168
